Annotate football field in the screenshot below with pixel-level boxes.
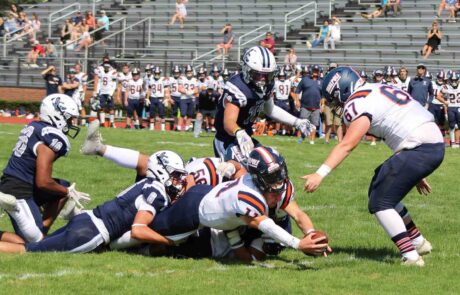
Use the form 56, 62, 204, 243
0, 123, 458, 295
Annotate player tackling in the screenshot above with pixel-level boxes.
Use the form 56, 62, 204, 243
302, 67, 445, 266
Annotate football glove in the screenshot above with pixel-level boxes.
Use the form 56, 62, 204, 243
66, 183, 91, 210
235, 129, 254, 158
144, 98, 151, 107
90, 96, 101, 112
216, 161, 236, 179
294, 118, 316, 137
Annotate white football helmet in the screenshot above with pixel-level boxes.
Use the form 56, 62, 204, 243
40, 94, 80, 138
241, 46, 277, 95
146, 151, 187, 199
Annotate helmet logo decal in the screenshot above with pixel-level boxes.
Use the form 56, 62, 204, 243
326, 73, 341, 94
157, 152, 169, 165
247, 158, 260, 168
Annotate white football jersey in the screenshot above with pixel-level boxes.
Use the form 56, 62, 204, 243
126, 78, 144, 100
98, 70, 118, 95
444, 84, 460, 107
272, 180, 295, 220
343, 83, 441, 152
148, 77, 169, 98
143, 74, 153, 90
180, 77, 199, 99
117, 72, 132, 92
431, 82, 446, 105
198, 174, 268, 231
75, 72, 87, 93
185, 157, 223, 187
274, 79, 291, 101
394, 77, 411, 92
206, 76, 224, 92
169, 77, 182, 97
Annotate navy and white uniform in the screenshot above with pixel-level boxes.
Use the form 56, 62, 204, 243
214, 73, 272, 157
442, 84, 460, 130
343, 83, 444, 213
169, 76, 182, 115
274, 79, 291, 112
97, 69, 118, 110
0, 121, 71, 242
26, 178, 169, 252
148, 77, 169, 119
428, 82, 448, 125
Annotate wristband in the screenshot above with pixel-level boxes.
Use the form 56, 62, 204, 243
233, 127, 241, 136
316, 164, 332, 178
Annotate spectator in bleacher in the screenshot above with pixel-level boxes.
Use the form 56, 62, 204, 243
437, 0, 447, 18
70, 22, 82, 47
30, 13, 41, 39
284, 46, 297, 67
325, 16, 341, 50
73, 11, 83, 25
45, 39, 57, 60
360, 5, 384, 20
385, 0, 402, 16
26, 40, 45, 68
306, 20, 329, 49
42, 65, 63, 95
169, 0, 187, 29
75, 25, 92, 51
421, 21, 442, 59
216, 24, 235, 58
295, 65, 322, 144
85, 11, 96, 31
16, 11, 27, 28
98, 10, 110, 32
0, 17, 5, 37
260, 31, 276, 54
60, 18, 73, 45
8, 4, 21, 19
4, 13, 18, 35
408, 64, 434, 107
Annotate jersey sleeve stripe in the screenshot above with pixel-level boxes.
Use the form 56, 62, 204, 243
347, 90, 372, 103
238, 192, 266, 215
281, 180, 293, 209
203, 158, 218, 186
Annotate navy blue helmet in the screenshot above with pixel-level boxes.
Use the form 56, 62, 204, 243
322, 66, 365, 104
247, 146, 288, 194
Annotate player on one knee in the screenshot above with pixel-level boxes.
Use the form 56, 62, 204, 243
0, 94, 90, 243
214, 46, 315, 158
303, 67, 445, 266
124, 68, 145, 129
147, 66, 170, 131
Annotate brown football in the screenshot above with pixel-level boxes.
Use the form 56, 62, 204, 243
310, 230, 329, 244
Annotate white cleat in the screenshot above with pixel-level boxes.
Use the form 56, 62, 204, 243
402, 256, 425, 267
415, 239, 432, 256
80, 119, 104, 155
0, 192, 17, 212
370, 141, 377, 146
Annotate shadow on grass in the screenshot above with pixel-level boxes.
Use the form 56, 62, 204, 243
217, 256, 320, 271
332, 246, 397, 262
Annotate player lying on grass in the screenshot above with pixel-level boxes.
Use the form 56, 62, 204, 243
302, 67, 444, 267
0, 94, 90, 243
111, 147, 331, 261
0, 151, 187, 254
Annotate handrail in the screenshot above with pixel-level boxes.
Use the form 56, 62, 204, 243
237, 24, 272, 63
284, 2, 316, 41
191, 48, 219, 66
2, 27, 26, 58
358, 0, 380, 5
104, 47, 198, 59
48, 3, 81, 38
92, 0, 103, 16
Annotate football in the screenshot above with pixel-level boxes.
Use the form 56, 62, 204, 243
310, 230, 329, 244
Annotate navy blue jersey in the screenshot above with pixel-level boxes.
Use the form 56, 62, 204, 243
64, 77, 79, 97
2, 121, 70, 185
215, 73, 273, 144
92, 178, 169, 240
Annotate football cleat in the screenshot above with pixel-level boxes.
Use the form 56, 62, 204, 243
415, 239, 432, 256
0, 192, 17, 212
402, 256, 425, 267
80, 120, 104, 155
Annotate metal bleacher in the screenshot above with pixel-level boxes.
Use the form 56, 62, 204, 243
0, 0, 458, 88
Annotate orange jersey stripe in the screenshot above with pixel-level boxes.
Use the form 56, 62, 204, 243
347, 90, 372, 103
238, 193, 266, 215
281, 180, 293, 209
203, 158, 218, 186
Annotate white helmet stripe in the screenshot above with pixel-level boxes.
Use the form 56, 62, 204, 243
254, 147, 274, 164
258, 46, 267, 68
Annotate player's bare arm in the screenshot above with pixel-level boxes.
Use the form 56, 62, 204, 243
223, 101, 241, 136
131, 211, 175, 246
283, 201, 315, 235
35, 144, 69, 196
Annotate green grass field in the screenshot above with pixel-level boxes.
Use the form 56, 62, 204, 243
0, 123, 459, 295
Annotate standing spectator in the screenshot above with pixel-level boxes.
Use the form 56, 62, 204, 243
26, 40, 46, 68
0, 17, 5, 37
306, 20, 329, 49
325, 16, 341, 50
41, 65, 63, 95
60, 19, 73, 45
73, 11, 83, 25
421, 21, 442, 59
446, 0, 457, 22
284, 47, 297, 67
260, 31, 276, 54
295, 65, 322, 144
85, 11, 96, 31
216, 23, 235, 58
408, 64, 434, 107
169, 0, 187, 29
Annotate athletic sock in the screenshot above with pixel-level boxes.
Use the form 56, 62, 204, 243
395, 203, 425, 245
391, 232, 419, 260
99, 112, 106, 125
103, 145, 140, 169
161, 123, 165, 131
450, 130, 455, 144
109, 114, 114, 123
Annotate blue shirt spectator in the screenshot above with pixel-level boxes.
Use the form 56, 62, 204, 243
98, 10, 110, 31
295, 75, 322, 109
408, 64, 434, 106
73, 11, 83, 25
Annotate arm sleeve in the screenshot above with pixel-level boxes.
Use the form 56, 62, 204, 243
225, 82, 248, 107
258, 218, 300, 249
264, 98, 299, 126
135, 196, 156, 215
141, 180, 169, 213
41, 127, 70, 157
